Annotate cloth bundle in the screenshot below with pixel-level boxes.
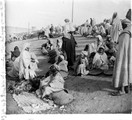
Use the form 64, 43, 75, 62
8, 76, 42, 95
13, 92, 52, 113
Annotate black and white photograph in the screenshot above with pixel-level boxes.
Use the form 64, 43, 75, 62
0, 0, 132, 119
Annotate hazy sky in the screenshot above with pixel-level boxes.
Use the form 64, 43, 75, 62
6, 0, 131, 29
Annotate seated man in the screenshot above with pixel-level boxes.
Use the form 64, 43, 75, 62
11, 46, 20, 61
37, 65, 65, 99
36, 64, 74, 106
105, 42, 117, 68
41, 43, 48, 55
93, 46, 109, 70
106, 42, 117, 57
48, 49, 60, 64
55, 55, 68, 79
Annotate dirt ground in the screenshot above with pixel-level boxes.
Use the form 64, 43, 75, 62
6, 36, 132, 114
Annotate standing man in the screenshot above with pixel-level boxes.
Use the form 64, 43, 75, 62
112, 9, 131, 96
110, 12, 123, 43
62, 18, 77, 69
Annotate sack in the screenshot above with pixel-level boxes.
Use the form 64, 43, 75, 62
52, 89, 74, 105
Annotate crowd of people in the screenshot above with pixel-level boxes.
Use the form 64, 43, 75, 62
78, 12, 123, 43
6, 9, 131, 107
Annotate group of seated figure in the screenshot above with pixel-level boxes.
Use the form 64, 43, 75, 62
41, 34, 117, 77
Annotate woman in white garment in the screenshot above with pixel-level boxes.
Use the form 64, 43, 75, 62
100, 25, 106, 37
8, 43, 39, 80
110, 12, 122, 43
19, 43, 39, 80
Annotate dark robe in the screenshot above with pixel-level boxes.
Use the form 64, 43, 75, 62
11, 49, 20, 59
62, 34, 76, 67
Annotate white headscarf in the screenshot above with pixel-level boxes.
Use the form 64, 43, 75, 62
96, 35, 103, 42
81, 51, 88, 56
19, 43, 31, 79
89, 43, 97, 54
22, 43, 31, 52
63, 19, 75, 39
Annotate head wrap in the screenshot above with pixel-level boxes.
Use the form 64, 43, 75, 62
14, 46, 19, 50
98, 46, 105, 53
64, 18, 70, 23
22, 43, 31, 51
81, 51, 88, 56
126, 9, 131, 21
49, 64, 59, 73
96, 35, 103, 42
112, 12, 118, 19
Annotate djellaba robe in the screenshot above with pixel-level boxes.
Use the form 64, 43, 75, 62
113, 20, 132, 88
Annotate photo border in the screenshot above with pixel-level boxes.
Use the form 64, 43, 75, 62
0, 0, 132, 120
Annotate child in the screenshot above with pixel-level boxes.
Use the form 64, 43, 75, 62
77, 51, 89, 76
93, 46, 108, 70
73, 44, 89, 75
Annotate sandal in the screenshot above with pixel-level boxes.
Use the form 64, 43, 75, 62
111, 91, 125, 96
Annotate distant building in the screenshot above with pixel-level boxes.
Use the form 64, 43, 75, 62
5, 26, 31, 35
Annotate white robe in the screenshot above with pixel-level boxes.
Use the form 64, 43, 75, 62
19, 51, 38, 80
77, 57, 89, 75
39, 72, 65, 97
93, 52, 108, 70
63, 22, 75, 39
110, 17, 122, 43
